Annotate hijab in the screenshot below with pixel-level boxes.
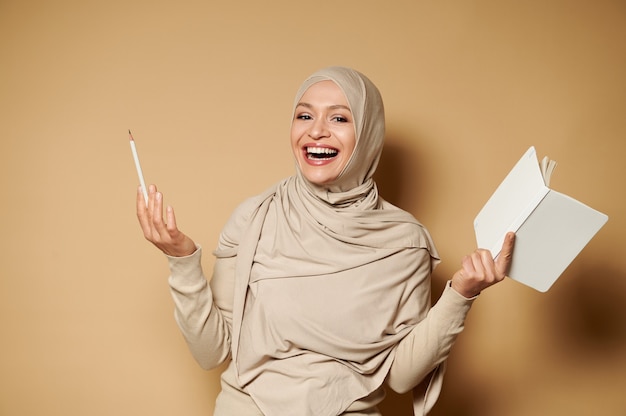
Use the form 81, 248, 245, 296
292, 65, 385, 200
213, 66, 441, 415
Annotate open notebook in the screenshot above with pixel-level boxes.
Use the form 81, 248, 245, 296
473, 146, 608, 292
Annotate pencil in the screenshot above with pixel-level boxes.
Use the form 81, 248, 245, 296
129, 130, 149, 206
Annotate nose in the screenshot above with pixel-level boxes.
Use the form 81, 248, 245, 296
308, 118, 330, 140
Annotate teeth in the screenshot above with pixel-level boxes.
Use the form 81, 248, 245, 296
307, 147, 337, 155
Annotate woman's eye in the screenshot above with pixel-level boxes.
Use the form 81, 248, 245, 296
297, 114, 312, 120
332, 116, 348, 123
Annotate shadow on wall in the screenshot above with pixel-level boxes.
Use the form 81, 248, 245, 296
547, 260, 626, 356
373, 134, 425, 214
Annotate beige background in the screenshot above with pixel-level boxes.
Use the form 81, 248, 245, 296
1, 1, 625, 415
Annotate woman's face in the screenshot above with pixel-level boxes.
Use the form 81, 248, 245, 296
291, 80, 357, 186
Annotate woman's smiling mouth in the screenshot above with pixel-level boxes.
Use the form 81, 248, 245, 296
306, 146, 339, 160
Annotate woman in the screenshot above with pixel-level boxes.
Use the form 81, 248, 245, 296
137, 66, 515, 415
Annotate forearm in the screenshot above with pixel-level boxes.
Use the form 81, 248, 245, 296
387, 281, 475, 393
167, 247, 231, 370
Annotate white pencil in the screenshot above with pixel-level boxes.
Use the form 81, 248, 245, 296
129, 130, 149, 206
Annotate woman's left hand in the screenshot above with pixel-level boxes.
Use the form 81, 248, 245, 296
451, 232, 515, 298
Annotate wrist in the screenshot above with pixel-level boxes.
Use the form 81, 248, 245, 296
450, 279, 480, 299
164, 239, 197, 257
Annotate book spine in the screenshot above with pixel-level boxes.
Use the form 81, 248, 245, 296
489, 186, 550, 257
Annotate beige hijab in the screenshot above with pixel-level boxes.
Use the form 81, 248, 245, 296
214, 67, 440, 415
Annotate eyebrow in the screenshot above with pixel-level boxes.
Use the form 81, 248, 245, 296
296, 102, 352, 112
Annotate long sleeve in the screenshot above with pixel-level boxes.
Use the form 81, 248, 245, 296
167, 246, 235, 370
387, 281, 475, 394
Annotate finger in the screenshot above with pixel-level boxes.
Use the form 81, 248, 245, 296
468, 251, 487, 278
151, 191, 168, 239
142, 186, 162, 242
495, 232, 516, 276
460, 254, 475, 275
166, 205, 179, 235
136, 185, 145, 212
147, 185, 157, 223
136, 186, 151, 233
479, 249, 503, 283
136, 185, 146, 217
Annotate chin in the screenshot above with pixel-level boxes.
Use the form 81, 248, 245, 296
302, 172, 338, 187
297, 159, 343, 187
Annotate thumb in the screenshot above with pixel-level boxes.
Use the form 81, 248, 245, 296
495, 232, 515, 276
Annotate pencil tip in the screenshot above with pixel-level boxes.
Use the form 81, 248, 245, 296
128, 129, 133, 140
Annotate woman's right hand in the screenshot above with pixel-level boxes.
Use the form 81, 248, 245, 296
450, 232, 515, 298
136, 184, 197, 257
